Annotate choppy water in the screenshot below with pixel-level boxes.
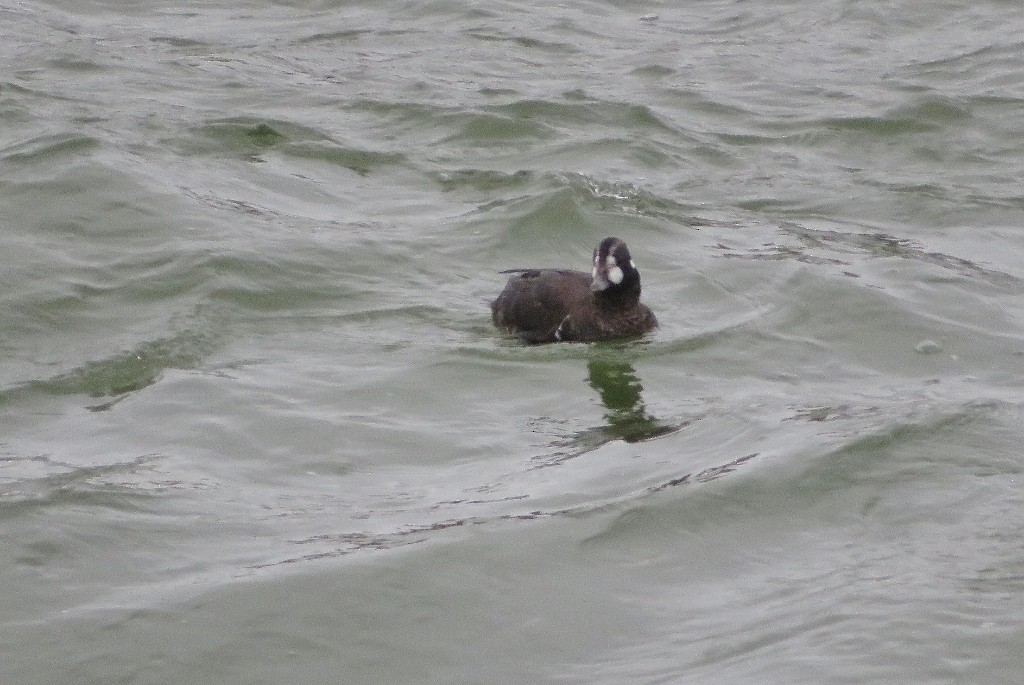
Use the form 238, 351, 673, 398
4, 0, 1024, 682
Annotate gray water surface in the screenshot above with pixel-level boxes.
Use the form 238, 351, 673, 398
4, 1, 1024, 683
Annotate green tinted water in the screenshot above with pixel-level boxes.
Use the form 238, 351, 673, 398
4, 1, 1024, 682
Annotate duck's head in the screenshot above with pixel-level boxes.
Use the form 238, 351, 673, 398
591, 237, 640, 293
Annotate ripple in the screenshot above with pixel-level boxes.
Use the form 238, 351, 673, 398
1, 132, 101, 164
0, 454, 164, 517
0, 326, 219, 407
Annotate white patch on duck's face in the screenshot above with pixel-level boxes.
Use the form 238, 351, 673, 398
604, 254, 623, 285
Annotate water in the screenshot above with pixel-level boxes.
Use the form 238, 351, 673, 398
3, 0, 1024, 682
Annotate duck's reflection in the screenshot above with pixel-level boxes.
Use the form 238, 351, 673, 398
535, 354, 680, 468
586, 357, 678, 443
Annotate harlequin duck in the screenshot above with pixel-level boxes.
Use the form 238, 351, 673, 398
491, 237, 657, 344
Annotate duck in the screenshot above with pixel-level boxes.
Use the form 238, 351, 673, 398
491, 237, 657, 344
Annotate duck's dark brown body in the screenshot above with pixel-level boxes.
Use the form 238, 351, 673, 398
490, 238, 657, 344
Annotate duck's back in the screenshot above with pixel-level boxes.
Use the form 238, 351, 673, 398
491, 269, 591, 343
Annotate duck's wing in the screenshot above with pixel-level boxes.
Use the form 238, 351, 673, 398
491, 269, 591, 343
